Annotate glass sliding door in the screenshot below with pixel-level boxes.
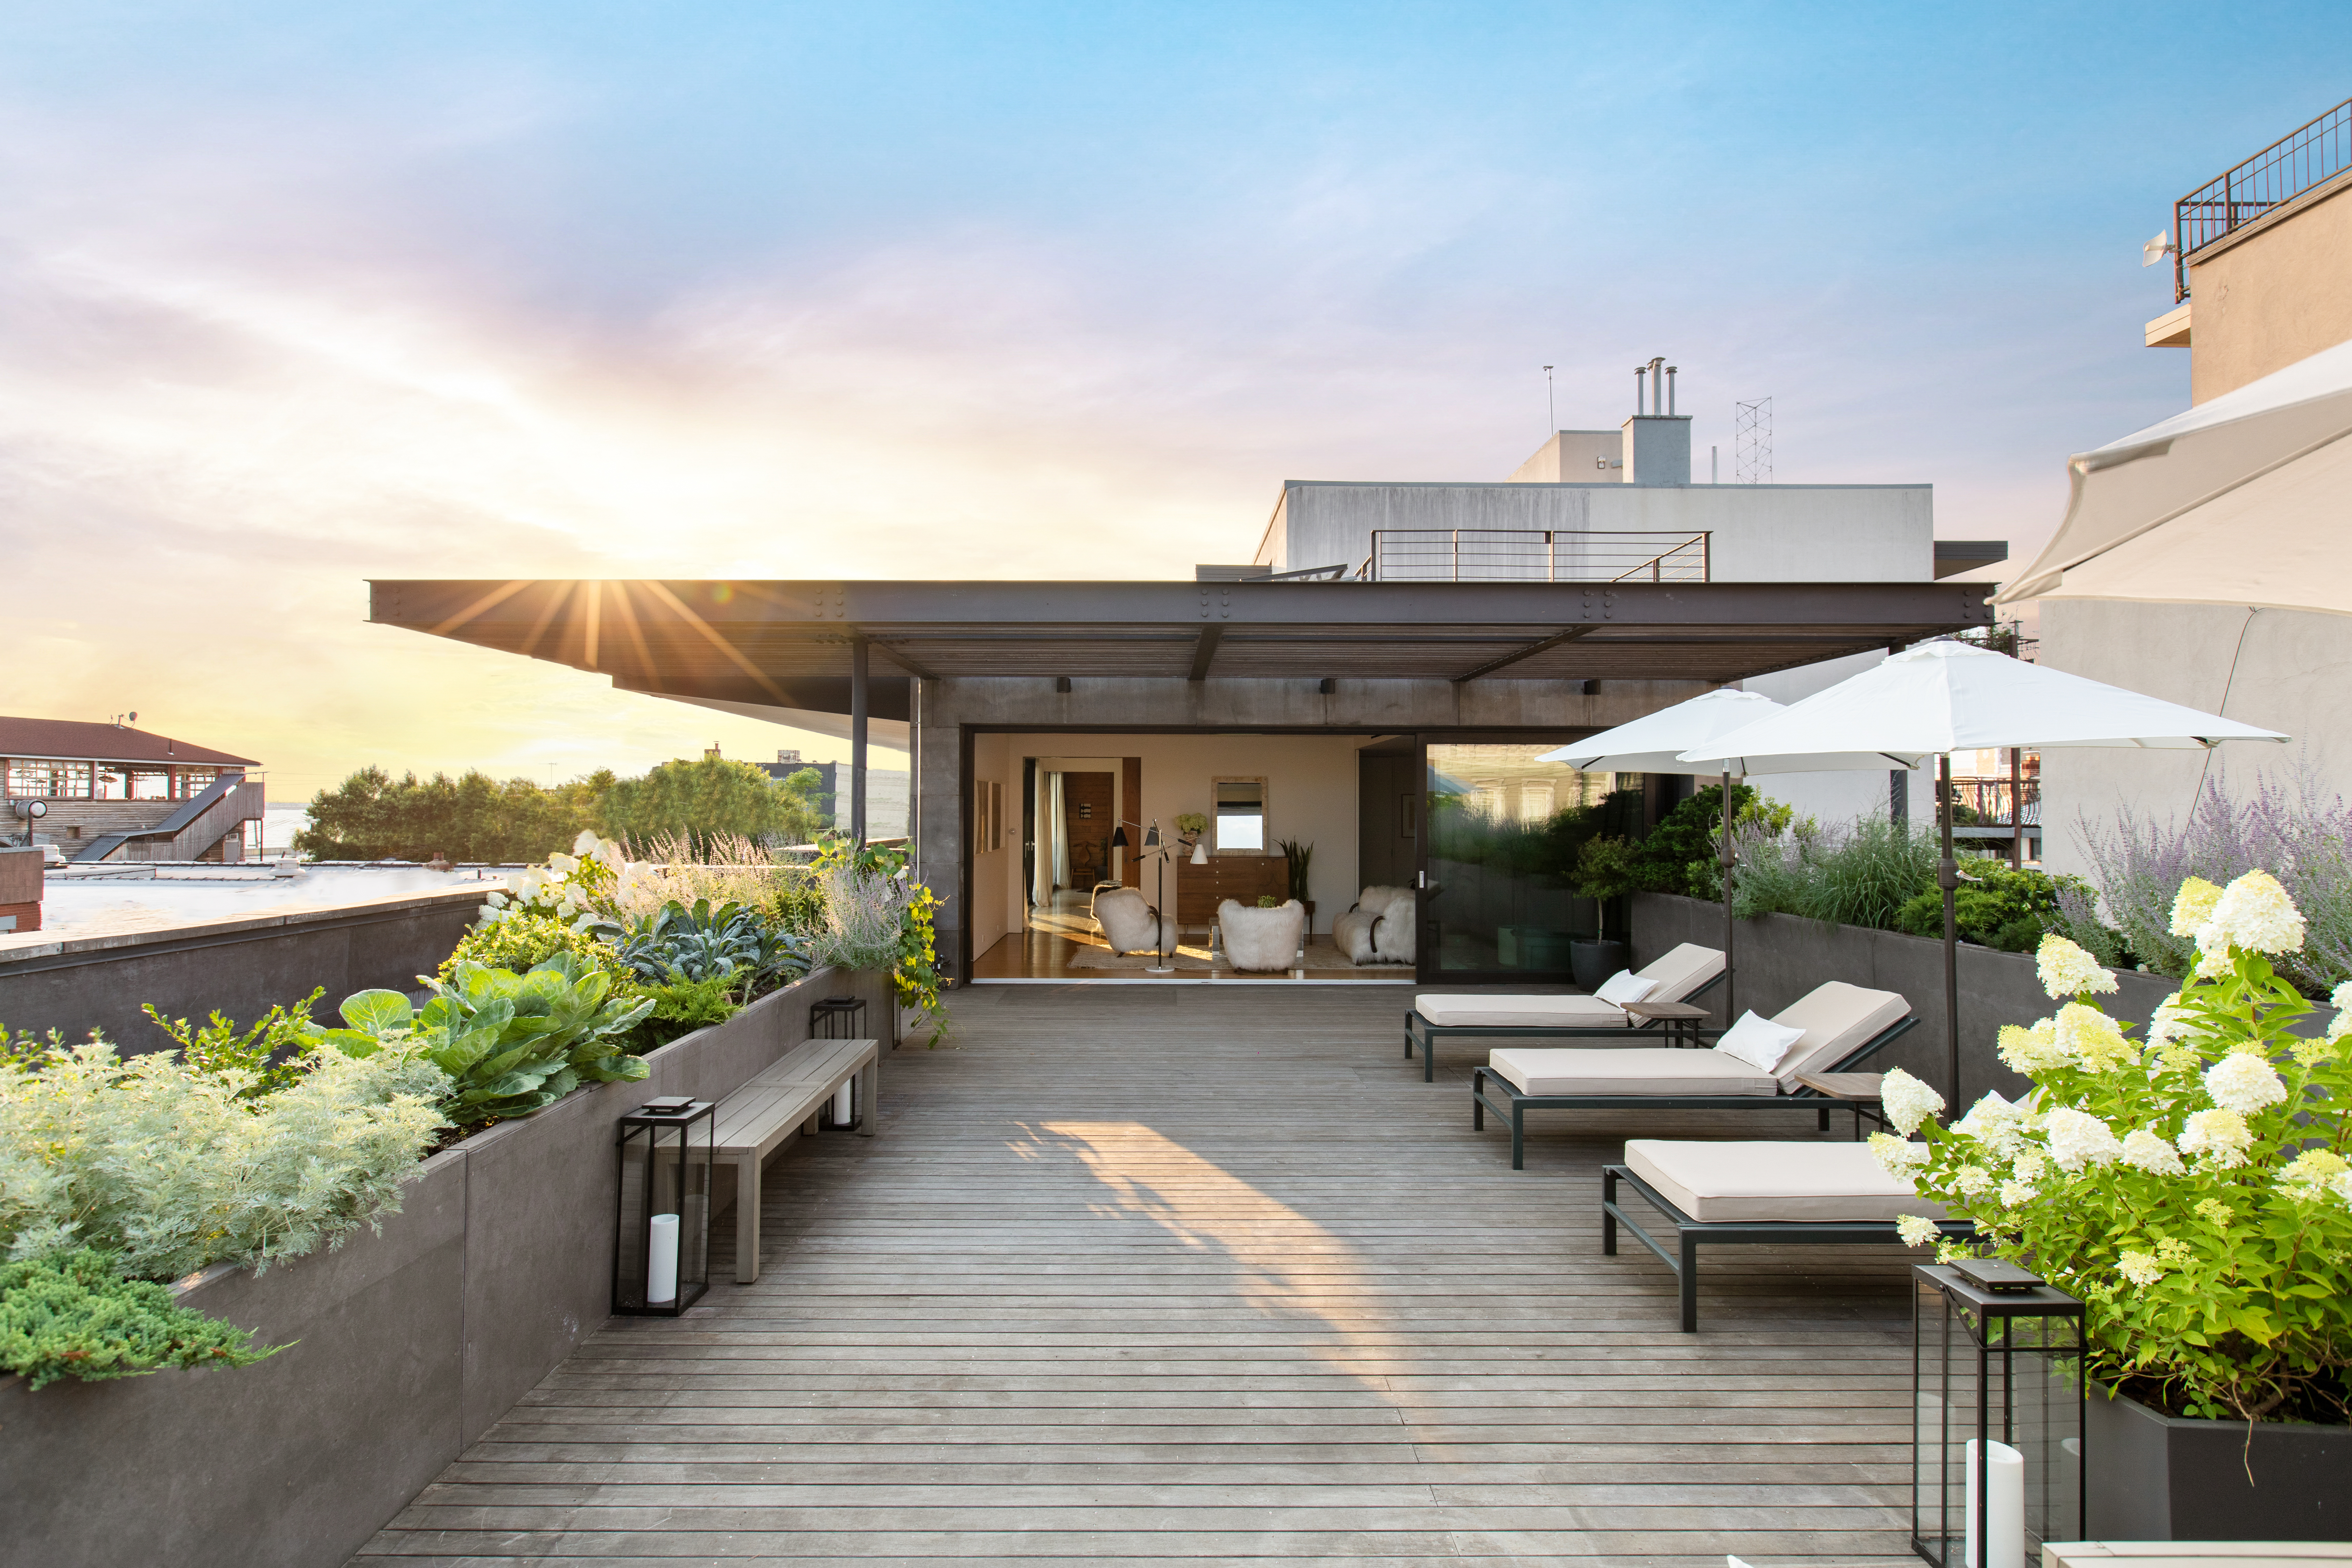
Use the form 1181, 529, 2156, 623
1418, 739, 1621, 982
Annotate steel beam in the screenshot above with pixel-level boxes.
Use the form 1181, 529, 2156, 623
1188, 625, 1223, 681
1452, 624, 1600, 683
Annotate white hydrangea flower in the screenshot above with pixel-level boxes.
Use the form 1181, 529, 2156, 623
1998, 1020, 2070, 1076
2331, 1171, 2352, 1207
2000, 1179, 2039, 1208
547, 853, 579, 875
2201, 870, 2306, 957
1880, 1068, 1946, 1135
2178, 1109, 2254, 1169
2329, 981, 2352, 1043
2055, 1003, 2134, 1072
1895, 1214, 1940, 1247
2115, 1250, 2166, 1287
2170, 877, 2224, 939
2044, 1107, 2124, 1172
2011, 1150, 2047, 1183
1953, 1091, 2026, 1155
2278, 1149, 2349, 1203
1955, 1164, 1995, 1197
2145, 996, 2194, 1051
573, 829, 602, 855
1868, 1132, 1929, 1177
2037, 933, 2118, 999
2204, 1053, 2287, 1116
2120, 1128, 2186, 1176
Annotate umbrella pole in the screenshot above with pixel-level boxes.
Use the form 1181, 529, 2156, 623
1720, 767, 1736, 1020
1938, 754, 1960, 1109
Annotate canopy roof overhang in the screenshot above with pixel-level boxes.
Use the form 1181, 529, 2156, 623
369, 578, 1993, 729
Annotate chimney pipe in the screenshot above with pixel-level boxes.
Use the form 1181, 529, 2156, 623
1633, 364, 1645, 413
1645, 356, 1665, 415
1666, 366, 1678, 415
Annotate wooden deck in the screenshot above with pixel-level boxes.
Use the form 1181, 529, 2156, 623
356, 985, 1923, 1567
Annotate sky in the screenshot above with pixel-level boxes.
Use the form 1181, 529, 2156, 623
4, 1, 2348, 802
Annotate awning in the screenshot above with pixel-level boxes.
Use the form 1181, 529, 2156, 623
1999, 337, 2352, 616
369, 577, 1994, 734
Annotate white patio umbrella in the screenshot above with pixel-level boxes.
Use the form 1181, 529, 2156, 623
1678, 640, 2289, 1104
1540, 689, 1900, 1015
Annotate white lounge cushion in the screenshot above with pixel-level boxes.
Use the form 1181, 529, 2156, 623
1418, 994, 1629, 1029
1714, 1010, 1806, 1074
1765, 981, 1911, 1091
1624, 1139, 1947, 1224
1488, 1047, 1779, 1097
1595, 969, 1660, 1006
1638, 943, 1727, 1004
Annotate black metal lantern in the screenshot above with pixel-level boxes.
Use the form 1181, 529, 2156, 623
1912, 1262, 2085, 1568
614, 1097, 714, 1316
810, 996, 867, 1131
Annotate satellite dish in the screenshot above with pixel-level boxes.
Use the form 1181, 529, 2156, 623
2142, 230, 2177, 267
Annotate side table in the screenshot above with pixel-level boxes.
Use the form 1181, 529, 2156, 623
1622, 999, 1711, 1048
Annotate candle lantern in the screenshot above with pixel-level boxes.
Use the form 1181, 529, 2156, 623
613, 1097, 714, 1316
810, 995, 867, 1131
1912, 1261, 2085, 1568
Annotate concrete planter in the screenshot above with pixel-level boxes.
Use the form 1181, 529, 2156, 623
2086, 1385, 2352, 1540
0, 964, 891, 1568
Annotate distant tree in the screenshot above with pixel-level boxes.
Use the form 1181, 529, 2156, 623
597, 756, 820, 853
294, 768, 606, 863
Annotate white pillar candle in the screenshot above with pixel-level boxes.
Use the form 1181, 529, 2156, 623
1965, 1438, 2024, 1568
832, 1079, 854, 1126
646, 1212, 681, 1305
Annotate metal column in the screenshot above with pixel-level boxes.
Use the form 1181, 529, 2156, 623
850, 636, 869, 845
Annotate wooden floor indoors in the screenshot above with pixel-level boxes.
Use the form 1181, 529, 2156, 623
354, 985, 1923, 1568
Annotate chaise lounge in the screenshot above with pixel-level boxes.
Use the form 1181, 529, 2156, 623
1602, 1139, 1970, 1330
1470, 980, 1916, 1167
1404, 941, 1726, 1082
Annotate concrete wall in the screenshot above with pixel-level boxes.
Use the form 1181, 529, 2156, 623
2186, 178, 2352, 404
968, 733, 1016, 958
1257, 481, 1934, 583
2036, 599, 2352, 881
0, 887, 485, 1048
1508, 430, 1624, 483
0, 963, 892, 1568
916, 674, 1708, 976
1631, 892, 2183, 1106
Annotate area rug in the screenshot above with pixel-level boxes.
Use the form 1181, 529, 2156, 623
1065, 937, 1411, 976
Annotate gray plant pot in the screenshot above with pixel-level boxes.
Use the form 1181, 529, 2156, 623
1569, 938, 1629, 990
2086, 1384, 2352, 1540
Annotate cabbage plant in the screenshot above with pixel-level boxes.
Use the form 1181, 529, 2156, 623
1874, 870, 2352, 1424
597, 898, 810, 994
310, 954, 654, 1125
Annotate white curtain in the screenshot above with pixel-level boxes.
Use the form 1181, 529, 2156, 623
1041, 773, 1068, 896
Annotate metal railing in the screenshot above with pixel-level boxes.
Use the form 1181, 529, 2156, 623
2175, 96, 2352, 300
1358, 529, 1710, 583
1949, 776, 2039, 829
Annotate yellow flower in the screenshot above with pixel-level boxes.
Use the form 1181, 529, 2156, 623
2170, 877, 2224, 939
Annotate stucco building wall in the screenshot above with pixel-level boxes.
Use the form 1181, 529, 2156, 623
2186, 178, 2352, 405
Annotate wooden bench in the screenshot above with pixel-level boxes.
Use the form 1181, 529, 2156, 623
712, 1036, 878, 1283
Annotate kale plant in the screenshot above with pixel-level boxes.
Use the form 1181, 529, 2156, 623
310, 954, 655, 1126
600, 897, 811, 994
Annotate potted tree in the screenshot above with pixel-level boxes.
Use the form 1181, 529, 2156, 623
1871, 870, 2352, 1541
1278, 837, 1315, 923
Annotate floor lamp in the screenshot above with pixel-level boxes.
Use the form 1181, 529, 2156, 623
1109, 821, 1176, 974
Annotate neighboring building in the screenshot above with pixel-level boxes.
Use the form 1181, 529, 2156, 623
0, 717, 264, 862
2011, 99, 2352, 878
372, 368, 1996, 986
2145, 96, 2352, 404
751, 750, 910, 839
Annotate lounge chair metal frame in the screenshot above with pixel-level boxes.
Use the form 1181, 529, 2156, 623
1403, 968, 1726, 1083
1470, 1014, 1919, 1168
1602, 1161, 1973, 1332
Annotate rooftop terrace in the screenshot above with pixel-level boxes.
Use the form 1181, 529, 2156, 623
356, 984, 1918, 1567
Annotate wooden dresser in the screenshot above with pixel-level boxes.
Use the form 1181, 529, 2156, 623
1172, 855, 1290, 925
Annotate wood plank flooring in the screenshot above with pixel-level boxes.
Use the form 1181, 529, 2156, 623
354, 985, 1924, 1567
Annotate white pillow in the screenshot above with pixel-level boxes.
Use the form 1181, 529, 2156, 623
1594, 969, 1659, 1006
1713, 1010, 1807, 1074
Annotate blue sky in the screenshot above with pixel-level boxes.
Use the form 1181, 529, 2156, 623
4, 2, 2347, 789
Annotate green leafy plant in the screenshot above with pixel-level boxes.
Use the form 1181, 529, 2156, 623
139, 988, 327, 1100
440, 911, 622, 982
600, 898, 810, 993
1876, 872, 2352, 1424
2, 1037, 450, 1280
808, 836, 948, 1041
628, 974, 742, 1052
1254, 894, 1280, 909
1173, 812, 1209, 836
310, 954, 655, 1126
1278, 837, 1314, 902
1, 1249, 282, 1390
1892, 864, 2094, 954
1574, 785, 1785, 902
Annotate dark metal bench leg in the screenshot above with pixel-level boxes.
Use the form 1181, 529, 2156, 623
1472, 1070, 1484, 1130
1679, 1230, 1700, 1333
1602, 1170, 1618, 1255
1817, 1106, 1830, 1132
1512, 1104, 1525, 1171
1425, 1028, 1437, 1083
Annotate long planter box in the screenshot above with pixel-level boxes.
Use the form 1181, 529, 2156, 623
0, 964, 891, 1568
2087, 1385, 2352, 1540
1632, 893, 2188, 1100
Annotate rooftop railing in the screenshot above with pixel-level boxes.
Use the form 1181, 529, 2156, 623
1358, 529, 1710, 583
2174, 96, 2352, 300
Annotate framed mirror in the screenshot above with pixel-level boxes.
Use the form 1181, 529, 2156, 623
1211, 777, 1267, 853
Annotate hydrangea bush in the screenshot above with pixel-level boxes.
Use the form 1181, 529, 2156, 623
1875, 870, 2352, 1424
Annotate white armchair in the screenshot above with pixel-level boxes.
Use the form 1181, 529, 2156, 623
1334, 886, 1416, 964
1218, 898, 1306, 972
1092, 887, 1176, 956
